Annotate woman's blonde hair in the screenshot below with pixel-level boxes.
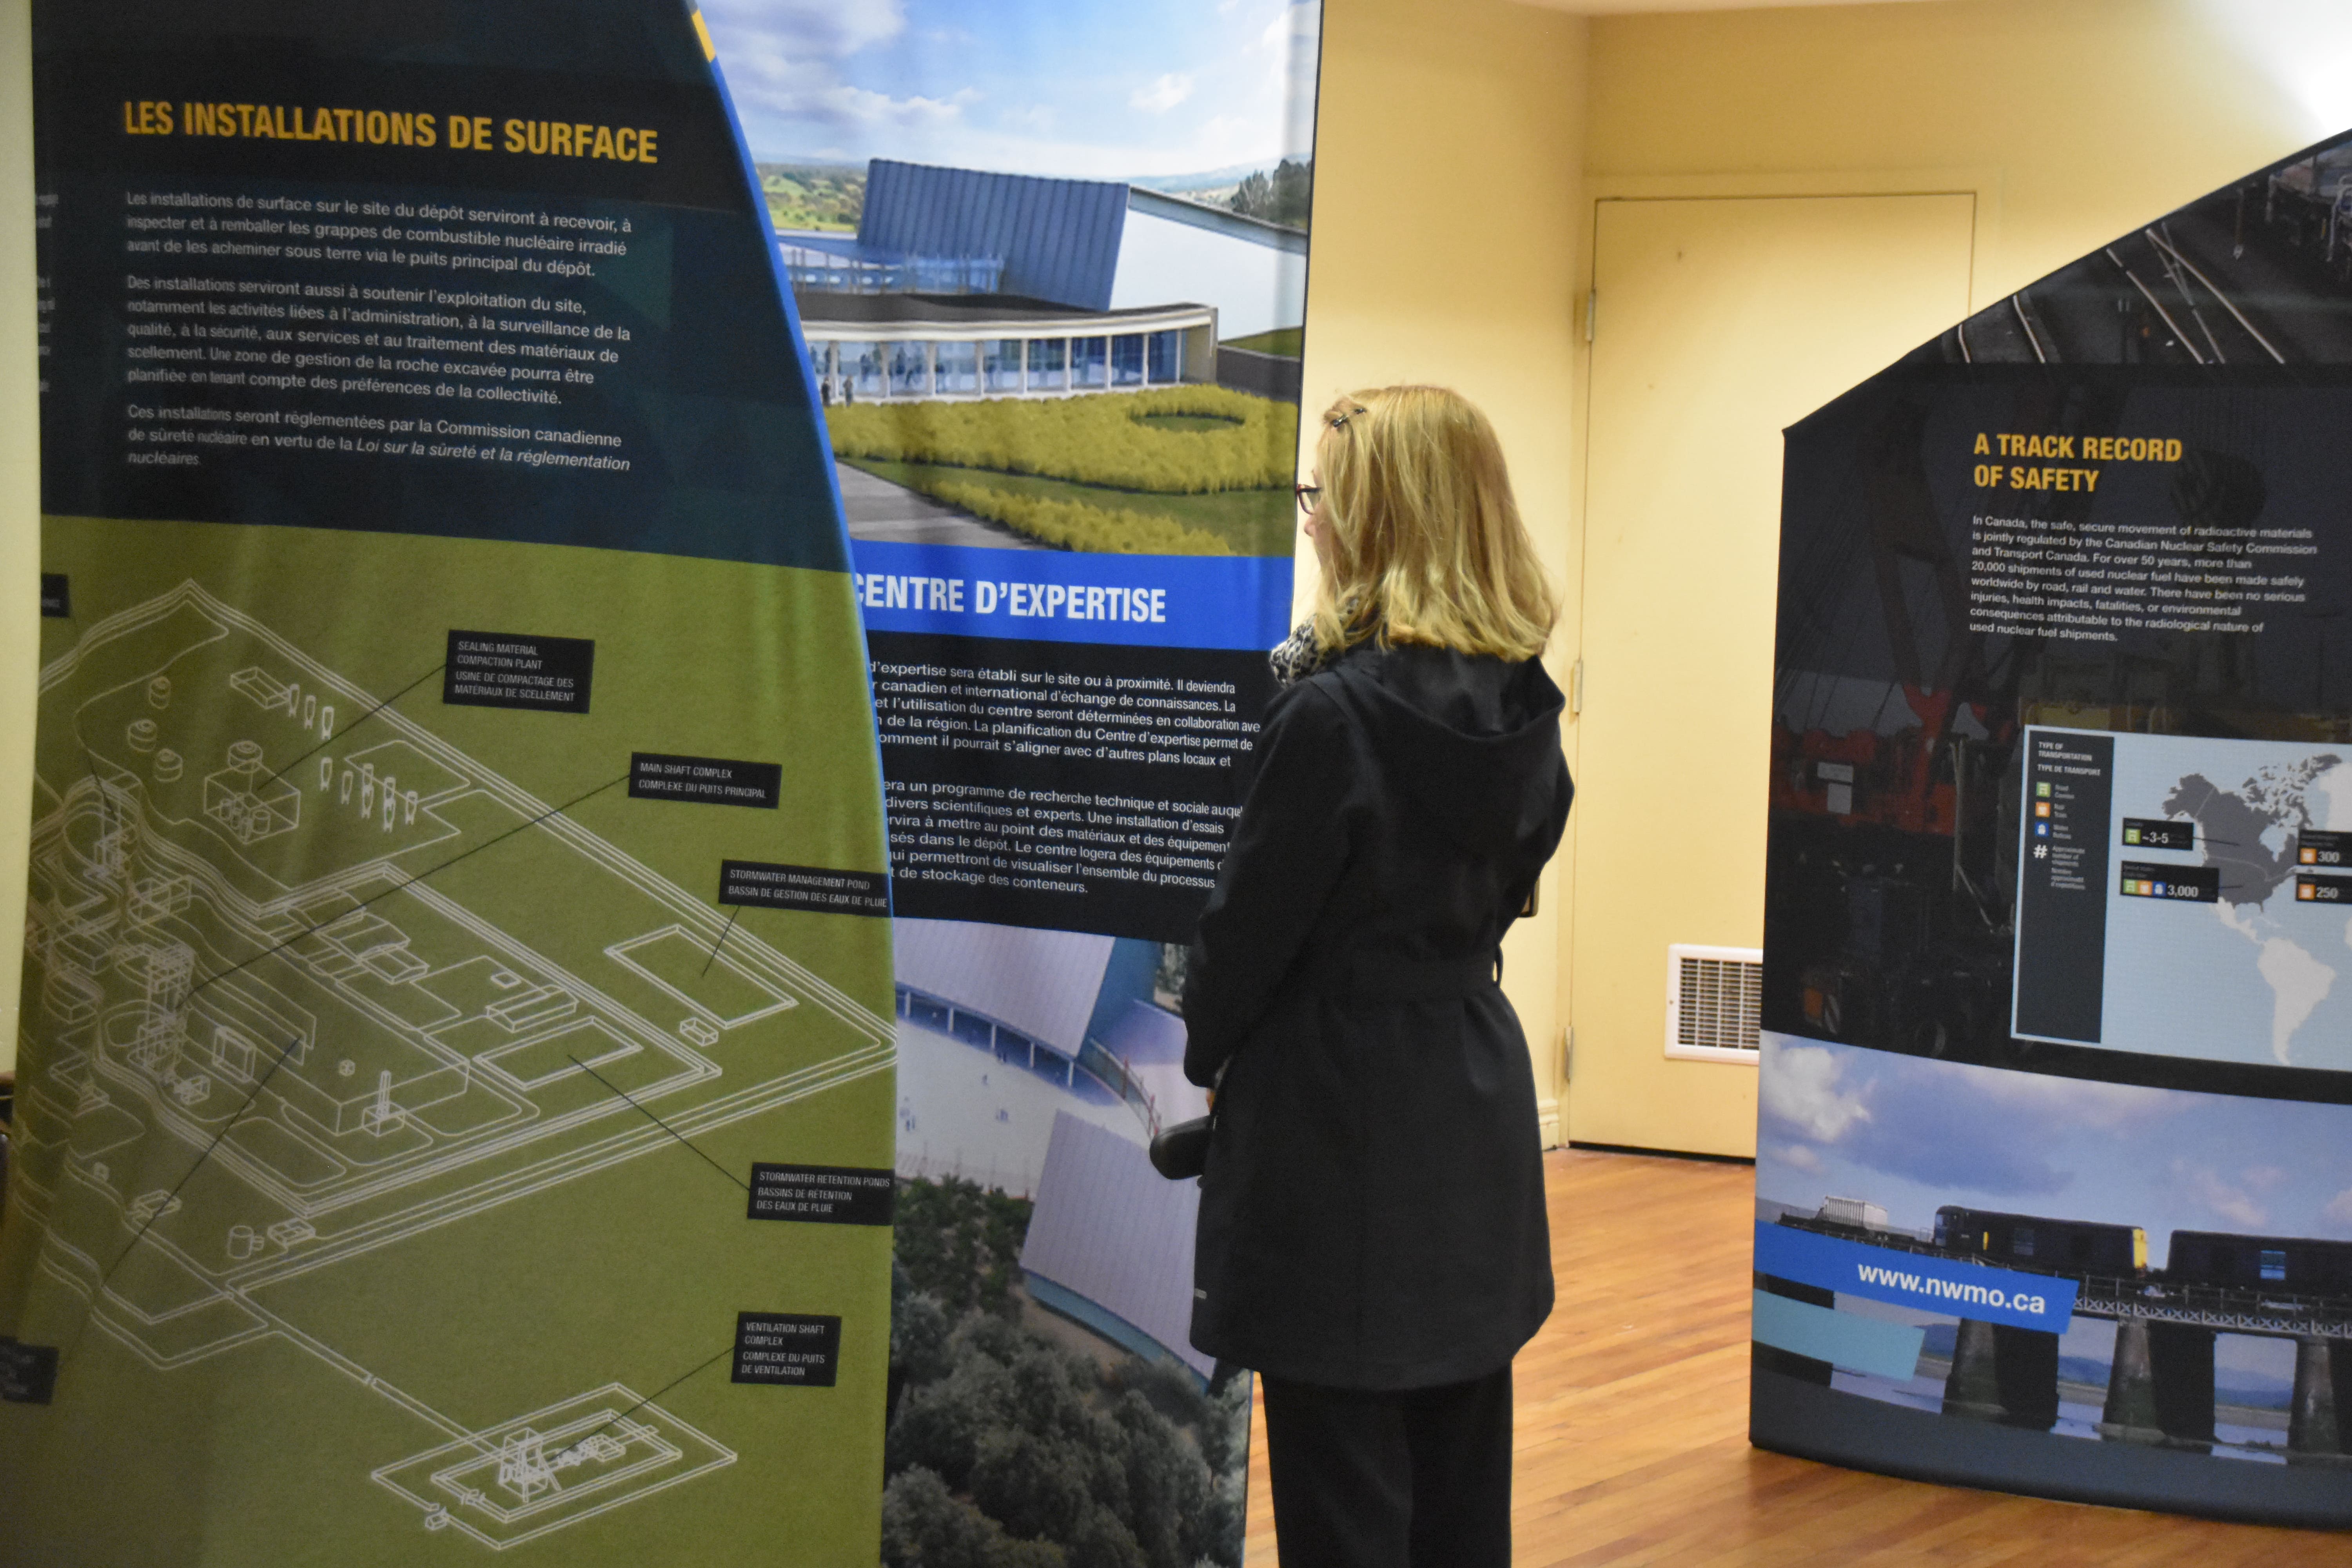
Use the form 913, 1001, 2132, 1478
1307, 385, 1557, 661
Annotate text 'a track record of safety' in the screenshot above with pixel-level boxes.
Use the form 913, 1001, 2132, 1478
1966, 512, 2318, 644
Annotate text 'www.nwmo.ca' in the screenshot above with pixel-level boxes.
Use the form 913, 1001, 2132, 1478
1854, 1263, 2051, 1316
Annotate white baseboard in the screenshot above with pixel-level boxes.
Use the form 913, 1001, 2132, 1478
1536, 1096, 1561, 1150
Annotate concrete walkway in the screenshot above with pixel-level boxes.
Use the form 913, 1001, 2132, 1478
836, 462, 1045, 551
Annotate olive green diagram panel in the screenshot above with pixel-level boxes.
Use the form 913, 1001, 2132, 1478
1, 521, 895, 1564
3, 1, 898, 1559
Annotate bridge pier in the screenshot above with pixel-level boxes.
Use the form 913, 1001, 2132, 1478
2098, 1319, 2214, 1448
2099, 1317, 2161, 1442
2288, 1335, 2352, 1461
1942, 1318, 2003, 1418
1941, 1319, 2058, 1428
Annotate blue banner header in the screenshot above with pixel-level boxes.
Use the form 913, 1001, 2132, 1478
1753, 1222, 2079, 1333
850, 540, 1292, 652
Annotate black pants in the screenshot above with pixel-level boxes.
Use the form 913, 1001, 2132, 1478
1259, 1365, 1513, 1568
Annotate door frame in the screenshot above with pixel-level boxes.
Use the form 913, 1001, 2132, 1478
1553, 164, 2003, 1145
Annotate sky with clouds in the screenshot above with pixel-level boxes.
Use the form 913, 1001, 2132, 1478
699, 0, 1321, 178
1758, 1032, 2352, 1265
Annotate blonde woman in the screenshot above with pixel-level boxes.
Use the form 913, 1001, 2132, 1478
1181, 386, 1572, 1568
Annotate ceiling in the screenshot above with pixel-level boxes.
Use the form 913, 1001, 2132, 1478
1513, 0, 1953, 14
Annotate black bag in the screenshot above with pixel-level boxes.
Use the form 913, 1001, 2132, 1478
1148, 1114, 1213, 1180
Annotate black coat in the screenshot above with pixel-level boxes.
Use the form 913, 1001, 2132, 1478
1181, 643, 1572, 1389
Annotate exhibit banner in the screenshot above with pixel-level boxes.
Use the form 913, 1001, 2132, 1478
1758, 130, 2352, 1526
0, 2, 899, 1563
699, 3, 1321, 1562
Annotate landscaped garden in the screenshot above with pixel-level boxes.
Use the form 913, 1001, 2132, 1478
826, 385, 1299, 556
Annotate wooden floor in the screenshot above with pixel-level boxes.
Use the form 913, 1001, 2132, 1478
1243, 1146, 2346, 1565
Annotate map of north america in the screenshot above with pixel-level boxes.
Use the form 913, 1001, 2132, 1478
2158, 752, 2349, 1065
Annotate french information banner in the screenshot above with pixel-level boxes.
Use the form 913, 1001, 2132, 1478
2, 2, 897, 1563
697, 0, 1324, 1562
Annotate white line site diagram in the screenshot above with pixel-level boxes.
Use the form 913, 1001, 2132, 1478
8, 581, 893, 1550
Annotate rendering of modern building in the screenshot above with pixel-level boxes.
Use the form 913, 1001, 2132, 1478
1019, 1111, 1212, 1383
891, 917, 1178, 1129
796, 292, 1217, 404
784, 158, 1307, 404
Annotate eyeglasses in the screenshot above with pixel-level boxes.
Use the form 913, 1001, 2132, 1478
1295, 483, 1322, 514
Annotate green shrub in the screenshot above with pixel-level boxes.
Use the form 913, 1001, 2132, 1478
893, 1176, 1034, 1318
924, 479, 1234, 557
881, 1466, 1069, 1568
827, 387, 1296, 495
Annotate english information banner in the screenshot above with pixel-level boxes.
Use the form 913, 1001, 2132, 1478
698, 3, 1321, 1562
1759, 131, 2352, 1527
0, 3, 899, 1562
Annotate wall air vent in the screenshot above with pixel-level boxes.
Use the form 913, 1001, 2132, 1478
1665, 944, 1762, 1063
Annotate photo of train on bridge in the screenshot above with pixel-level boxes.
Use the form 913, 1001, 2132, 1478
1762, 1195, 2352, 1463
1754, 1033, 2352, 1520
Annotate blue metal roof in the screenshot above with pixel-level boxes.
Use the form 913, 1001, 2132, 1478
1020, 1111, 1210, 1378
859, 160, 1129, 311
893, 917, 1114, 1057
1125, 187, 1310, 255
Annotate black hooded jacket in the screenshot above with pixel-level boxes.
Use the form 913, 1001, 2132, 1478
1181, 642, 1572, 1388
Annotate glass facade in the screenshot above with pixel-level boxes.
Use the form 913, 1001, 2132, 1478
889, 341, 930, 397
1110, 333, 1146, 386
935, 341, 979, 395
850, 343, 886, 400
985, 339, 1024, 392
809, 323, 1204, 400
1026, 338, 1067, 390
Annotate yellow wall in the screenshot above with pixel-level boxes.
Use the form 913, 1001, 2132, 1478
1298, 0, 1590, 1142
1290, 0, 2352, 1154
1557, 0, 2352, 1151
1588, 0, 2322, 309
1291, 0, 2351, 1152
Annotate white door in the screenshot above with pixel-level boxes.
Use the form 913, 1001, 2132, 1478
1568, 194, 1976, 1156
